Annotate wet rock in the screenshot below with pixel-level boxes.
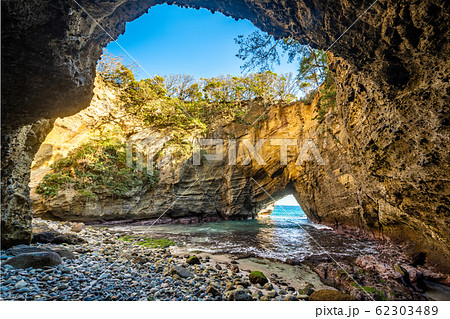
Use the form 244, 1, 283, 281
249, 271, 268, 285
3, 252, 61, 269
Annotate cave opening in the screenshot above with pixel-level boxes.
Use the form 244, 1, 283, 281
29, 2, 325, 223
3, 0, 448, 302
257, 194, 305, 220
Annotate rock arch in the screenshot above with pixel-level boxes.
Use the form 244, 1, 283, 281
2, 0, 449, 272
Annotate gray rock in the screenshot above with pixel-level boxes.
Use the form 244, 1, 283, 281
15, 279, 28, 289
7, 245, 45, 256
170, 266, 193, 278
51, 248, 75, 259
225, 288, 252, 301
3, 252, 62, 269
32, 230, 85, 245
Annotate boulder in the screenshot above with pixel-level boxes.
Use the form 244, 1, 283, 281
2, 252, 62, 269
308, 289, 354, 301
7, 245, 45, 256
249, 271, 268, 285
32, 230, 85, 244
6, 244, 74, 259
186, 255, 200, 265
170, 266, 194, 278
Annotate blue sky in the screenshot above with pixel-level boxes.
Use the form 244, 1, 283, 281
105, 4, 295, 80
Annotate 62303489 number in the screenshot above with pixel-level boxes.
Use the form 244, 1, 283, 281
375, 306, 438, 316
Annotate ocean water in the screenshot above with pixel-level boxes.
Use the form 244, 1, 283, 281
111, 205, 377, 262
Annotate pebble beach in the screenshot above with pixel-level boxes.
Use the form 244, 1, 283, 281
0, 219, 331, 301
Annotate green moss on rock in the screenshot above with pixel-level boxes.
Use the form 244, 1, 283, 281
308, 289, 354, 301
118, 235, 175, 248
186, 255, 201, 265
248, 271, 268, 285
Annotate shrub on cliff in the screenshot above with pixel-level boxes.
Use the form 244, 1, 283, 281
36, 136, 158, 199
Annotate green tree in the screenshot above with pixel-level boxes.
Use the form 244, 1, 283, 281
235, 31, 328, 93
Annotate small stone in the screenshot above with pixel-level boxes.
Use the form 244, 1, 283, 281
206, 285, 221, 297
71, 223, 85, 233
16, 287, 30, 293
263, 283, 273, 290
284, 295, 298, 301
230, 265, 239, 273
298, 283, 315, 296
225, 289, 252, 301
225, 282, 235, 291
15, 279, 28, 289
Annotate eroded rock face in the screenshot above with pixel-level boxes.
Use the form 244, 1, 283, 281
1, 119, 54, 248
1, 0, 449, 271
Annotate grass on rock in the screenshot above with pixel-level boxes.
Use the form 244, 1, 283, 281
119, 235, 175, 248
36, 136, 159, 199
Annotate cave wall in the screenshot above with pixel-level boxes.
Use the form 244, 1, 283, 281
1, 0, 449, 270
